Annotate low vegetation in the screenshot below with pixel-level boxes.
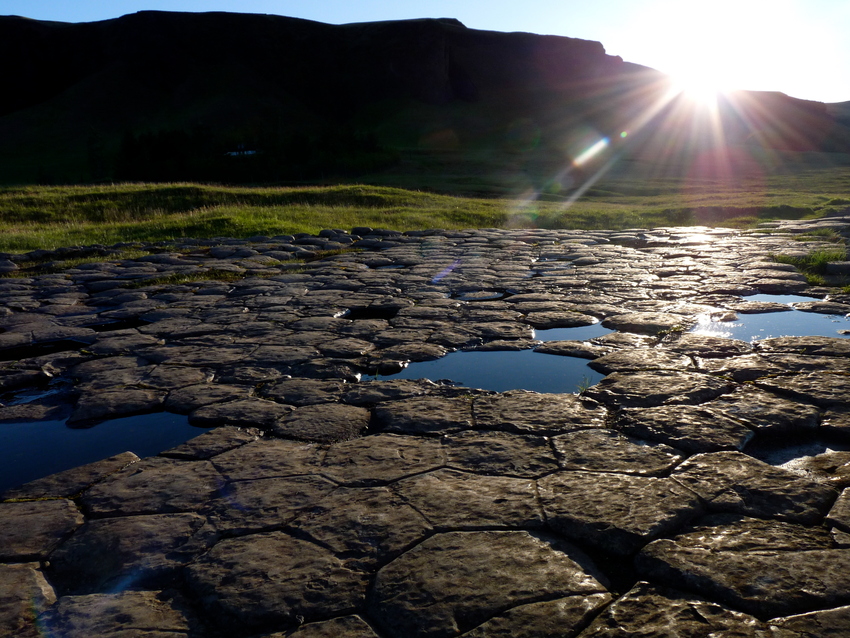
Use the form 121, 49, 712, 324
772, 247, 848, 285
0, 169, 848, 252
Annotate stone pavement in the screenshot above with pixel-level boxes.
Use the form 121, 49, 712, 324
1, 218, 850, 637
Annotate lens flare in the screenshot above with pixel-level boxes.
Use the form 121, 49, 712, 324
573, 137, 609, 167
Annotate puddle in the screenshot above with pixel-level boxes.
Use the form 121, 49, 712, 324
380, 349, 604, 394
0, 412, 210, 494
691, 294, 850, 341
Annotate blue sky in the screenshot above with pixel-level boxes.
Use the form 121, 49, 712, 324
4, 0, 849, 103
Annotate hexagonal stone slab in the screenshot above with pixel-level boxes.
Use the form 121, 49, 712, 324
164, 383, 253, 414
369, 530, 608, 638
616, 405, 754, 453
460, 593, 612, 638
706, 387, 821, 435
663, 332, 753, 358
0, 500, 83, 560
374, 396, 474, 435
637, 515, 850, 617
601, 312, 691, 335
186, 531, 368, 633
212, 438, 324, 481
261, 378, 347, 406
538, 471, 702, 556
756, 336, 850, 357
0, 563, 56, 638
271, 403, 370, 443
274, 615, 381, 637
287, 486, 432, 570
444, 430, 559, 478
161, 425, 260, 460
671, 451, 837, 523
1, 452, 139, 500
47, 513, 210, 595
551, 429, 683, 475
205, 475, 338, 535
473, 391, 606, 435
583, 371, 733, 408
587, 349, 695, 374
755, 372, 850, 408
38, 590, 193, 638
769, 605, 850, 637
576, 581, 766, 638
68, 388, 166, 424
80, 457, 222, 516
311, 432, 444, 486
394, 469, 543, 530
189, 398, 295, 429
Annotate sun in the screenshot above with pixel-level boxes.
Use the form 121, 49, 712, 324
669, 72, 727, 109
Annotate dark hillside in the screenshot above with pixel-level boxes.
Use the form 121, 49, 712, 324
1, 11, 848, 188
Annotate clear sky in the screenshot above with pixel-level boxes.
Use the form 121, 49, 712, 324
4, 0, 849, 103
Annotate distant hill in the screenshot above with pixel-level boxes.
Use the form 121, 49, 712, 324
2, 11, 849, 189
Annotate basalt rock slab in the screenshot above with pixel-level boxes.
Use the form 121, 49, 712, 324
369, 530, 608, 638
616, 405, 754, 453
522, 311, 598, 329
38, 590, 193, 638
671, 451, 837, 523
823, 408, 850, 437
637, 515, 850, 617
769, 605, 850, 637
551, 429, 684, 475
538, 471, 702, 555
321, 433, 446, 486
393, 469, 544, 530
164, 382, 253, 414
444, 430, 559, 477
160, 425, 261, 460
68, 387, 166, 424
80, 457, 222, 516
473, 390, 606, 435
576, 581, 766, 638
286, 486, 432, 570
459, 593, 612, 638
1, 452, 139, 500
374, 395, 474, 434
587, 349, 695, 374
601, 312, 691, 335
706, 387, 822, 435
211, 438, 324, 481
189, 397, 295, 429
533, 340, 612, 359
754, 372, 850, 408
186, 531, 368, 632
755, 335, 850, 357
205, 475, 338, 535
0, 500, 83, 560
584, 371, 733, 408
662, 332, 753, 358
271, 403, 370, 443
261, 378, 347, 406
277, 615, 381, 638
0, 563, 56, 638
47, 513, 211, 595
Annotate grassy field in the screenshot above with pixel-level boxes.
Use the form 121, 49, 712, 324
1, 165, 849, 252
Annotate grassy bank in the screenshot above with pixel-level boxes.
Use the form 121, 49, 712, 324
0, 176, 848, 251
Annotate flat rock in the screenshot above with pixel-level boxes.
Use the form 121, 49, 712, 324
551, 429, 684, 475
755, 335, 850, 357
393, 469, 543, 530
460, 593, 612, 638
538, 471, 702, 555
671, 451, 837, 523
770, 605, 850, 637
0, 499, 83, 560
473, 390, 607, 435
533, 340, 612, 359
47, 513, 210, 595
261, 378, 347, 405
287, 486, 432, 569
374, 395, 474, 434
827, 488, 850, 532
369, 530, 608, 638
662, 332, 753, 357
444, 430, 559, 477
576, 581, 766, 637
189, 397, 295, 429
38, 590, 193, 638
186, 531, 368, 632
588, 349, 695, 374
80, 457, 222, 516
637, 515, 850, 617
1, 452, 139, 499
68, 387, 166, 424
755, 372, 850, 407
616, 405, 754, 453
823, 408, 850, 436
164, 383, 253, 414
0, 563, 56, 638
211, 438, 324, 480
278, 615, 381, 637
321, 433, 446, 486
584, 371, 733, 408
205, 475, 338, 534
522, 311, 598, 329
706, 387, 822, 435
601, 312, 691, 334
271, 403, 370, 443
341, 379, 437, 405
160, 425, 260, 459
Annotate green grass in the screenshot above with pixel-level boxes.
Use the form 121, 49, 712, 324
0, 173, 848, 251
772, 246, 848, 285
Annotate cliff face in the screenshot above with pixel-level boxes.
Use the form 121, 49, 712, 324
0, 11, 847, 185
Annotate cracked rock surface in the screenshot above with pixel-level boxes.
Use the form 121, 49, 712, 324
2, 220, 850, 636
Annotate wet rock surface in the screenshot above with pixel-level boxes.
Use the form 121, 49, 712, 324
2, 220, 850, 636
